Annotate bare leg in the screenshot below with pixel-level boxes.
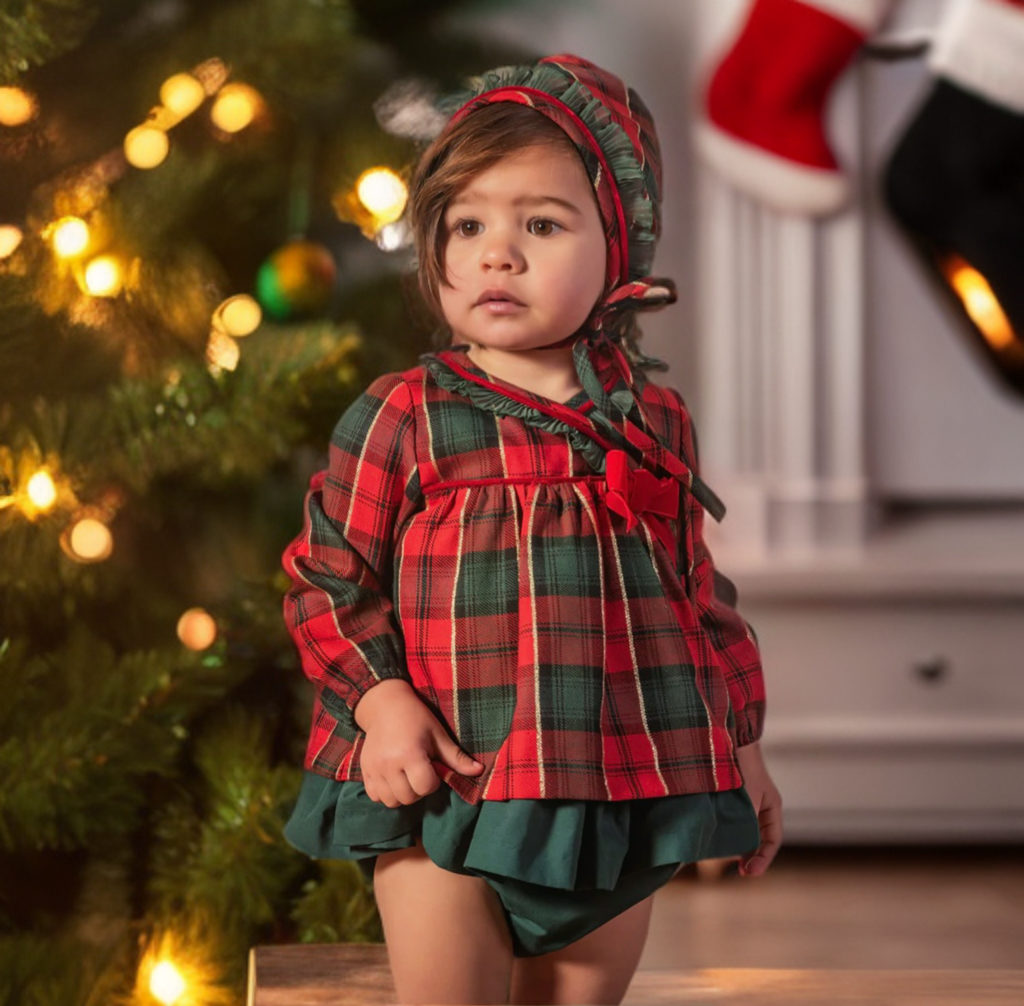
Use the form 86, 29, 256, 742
508, 893, 655, 1006
373, 839, 514, 1005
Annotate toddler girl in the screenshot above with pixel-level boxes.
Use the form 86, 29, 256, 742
282, 53, 782, 1006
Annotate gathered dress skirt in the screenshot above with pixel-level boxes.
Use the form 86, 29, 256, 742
284, 771, 761, 957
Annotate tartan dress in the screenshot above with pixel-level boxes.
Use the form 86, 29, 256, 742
283, 52, 766, 956
282, 340, 766, 805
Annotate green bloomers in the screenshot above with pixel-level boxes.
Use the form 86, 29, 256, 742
285, 773, 761, 957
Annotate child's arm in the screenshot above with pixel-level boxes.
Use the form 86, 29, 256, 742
670, 390, 782, 874
282, 373, 422, 757
735, 741, 782, 876
671, 391, 766, 749
283, 372, 485, 804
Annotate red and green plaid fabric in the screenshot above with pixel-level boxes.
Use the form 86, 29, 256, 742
282, 350, 766, 804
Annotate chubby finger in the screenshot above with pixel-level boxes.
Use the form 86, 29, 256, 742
739, 803, 783, 876
386, 770, 421, 807
405, 758, 441, 798
375, 778, 400, 809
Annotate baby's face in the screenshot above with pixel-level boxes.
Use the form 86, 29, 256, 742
438, 143, 607, 354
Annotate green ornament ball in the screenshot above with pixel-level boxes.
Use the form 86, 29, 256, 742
255, 239, 337, 320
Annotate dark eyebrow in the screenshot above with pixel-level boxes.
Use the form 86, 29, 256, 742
447, 192, 584, 216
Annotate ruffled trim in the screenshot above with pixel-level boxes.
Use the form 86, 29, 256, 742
421, 353, 609, 474
284, 774, 761, 893
421, 342, 728, 524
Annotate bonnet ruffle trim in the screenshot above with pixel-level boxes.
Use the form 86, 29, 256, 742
421, 353, 609, 474
440, 63, 658, 280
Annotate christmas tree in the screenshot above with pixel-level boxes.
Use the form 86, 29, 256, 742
0, 2, 530, 1003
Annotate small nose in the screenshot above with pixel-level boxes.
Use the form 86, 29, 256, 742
480, 229, 524, 271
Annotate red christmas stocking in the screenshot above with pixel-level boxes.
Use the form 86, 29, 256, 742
883, 0, 1024, 397
696, 0, 894, 216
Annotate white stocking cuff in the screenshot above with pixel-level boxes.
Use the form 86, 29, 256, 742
796, 0, 895, 34
930, 0, 1024, 114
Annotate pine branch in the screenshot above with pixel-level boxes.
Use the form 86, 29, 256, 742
0, 629, 244, 852
107, 322, 364, 491
0, 932, 132, 1006
0, 0, 102, 83
292, 860, 383, 944
148, 709, 305, 926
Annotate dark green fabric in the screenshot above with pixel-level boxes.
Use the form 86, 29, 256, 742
284, 773, 760, 957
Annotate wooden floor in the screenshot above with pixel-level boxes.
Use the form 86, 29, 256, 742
250, 845, 1024, 1004
641, 844, 1024, 970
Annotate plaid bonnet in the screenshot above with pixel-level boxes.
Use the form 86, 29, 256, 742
437, 53, 677, 331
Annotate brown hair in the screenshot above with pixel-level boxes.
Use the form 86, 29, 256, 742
409, 103, 587, 333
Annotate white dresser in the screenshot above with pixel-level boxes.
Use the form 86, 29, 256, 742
723, 509, 1024, 841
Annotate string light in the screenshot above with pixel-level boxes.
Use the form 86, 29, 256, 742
0, 86, 38, 126
149, 960, 187, 1006
26, 471, 57, 511
177, 608, 217, 650
206, 330, 241, 372
51, 217, 90, 258
159, 72, 206, 118
376, 219, 411, 252
355, 167, 408, 224
67, 518, 114, 563
136, 932, 219, 1006
0, 225, 22, 259
83, 255, 123, 297
212, 293, 262, 336
124, 125, 169, 169
210, 83, 262, 133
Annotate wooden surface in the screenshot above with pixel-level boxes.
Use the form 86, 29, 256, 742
248, 944, 1024, 1005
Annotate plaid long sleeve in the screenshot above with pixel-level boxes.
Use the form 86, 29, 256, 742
673, 392, 766, 748
282, 373, 421, 770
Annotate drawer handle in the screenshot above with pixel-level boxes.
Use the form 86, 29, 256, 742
913, 655, 950, 684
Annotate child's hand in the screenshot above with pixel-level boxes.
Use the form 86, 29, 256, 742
353, 679, 485, 807
734, 740, 783, 877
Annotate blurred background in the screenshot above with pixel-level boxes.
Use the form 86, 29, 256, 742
1, 0, 1022, 1003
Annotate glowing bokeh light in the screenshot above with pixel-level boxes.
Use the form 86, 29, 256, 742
947, 257, 1015, 351
177, 608, 217, 650
0, 86, 37, 126
160, 73, 206, 118
210, 83, 261, 133
124, 125, 170, 169
0, 225, 23, 259
84, 256, 123, 297
69, 518, 113, 562
375, 219, 411, 252
355, 167, 408, 224
215, 293, 262, 336
149, 960, 187, 1006
52, 217, 90, 258
206, 330, 241, 372
26, 471, 57, 510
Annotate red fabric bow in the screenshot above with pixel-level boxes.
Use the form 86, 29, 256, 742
605, 449, 679, 554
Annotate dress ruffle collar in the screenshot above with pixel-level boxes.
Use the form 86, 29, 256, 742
419, 334, 726, 521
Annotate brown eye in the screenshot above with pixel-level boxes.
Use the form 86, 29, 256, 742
452, 219, 480, 237
527, 218, 560, 237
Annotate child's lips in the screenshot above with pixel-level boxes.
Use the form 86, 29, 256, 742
474, 289, 525, 311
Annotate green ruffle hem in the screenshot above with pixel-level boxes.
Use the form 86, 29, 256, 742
284, 773, 761, 957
